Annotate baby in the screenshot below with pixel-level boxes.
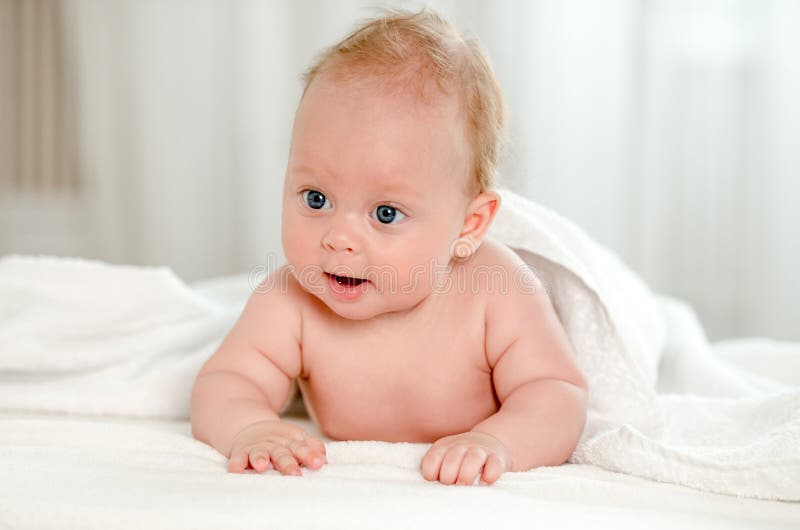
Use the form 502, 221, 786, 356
191, 8, 587, 487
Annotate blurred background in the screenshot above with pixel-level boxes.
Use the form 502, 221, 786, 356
0, 0, 798, 341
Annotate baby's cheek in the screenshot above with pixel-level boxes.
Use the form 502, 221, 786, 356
282, 218, 310, 264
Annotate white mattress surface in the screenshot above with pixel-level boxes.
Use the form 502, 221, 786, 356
1, 411, 797, 530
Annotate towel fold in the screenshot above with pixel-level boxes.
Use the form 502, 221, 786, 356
0, 255, 239, 418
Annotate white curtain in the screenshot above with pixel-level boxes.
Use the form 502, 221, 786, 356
0, 0, 84, 257
47, 0, 800, 340
0, 0, 79, 193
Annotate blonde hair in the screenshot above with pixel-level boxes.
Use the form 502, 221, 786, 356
301, 7, 506, 194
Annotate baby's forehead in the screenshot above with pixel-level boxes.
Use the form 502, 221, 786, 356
315, 62, 463, 112
295, 71, 474, 197
289, 149, 466, 202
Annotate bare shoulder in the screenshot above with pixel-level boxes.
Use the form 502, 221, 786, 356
473, 242, 588, 411
233, 264, 307, 374
194, 262, 309, 415
464, 237, 542, 299
469, 237, 527, 269
473, 239, 565, 365
243, 264, 307, 321
248, 264, 308, 310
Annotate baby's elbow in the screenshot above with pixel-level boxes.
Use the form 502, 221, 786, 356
554, 382, 588, 466
518, 448, 573, 471
568, 365, 589, 395
543, 428, 583, 469
569, 388, 588, 460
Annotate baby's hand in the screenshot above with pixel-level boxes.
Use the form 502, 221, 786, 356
420, 431, 511, 486
227, 419, 327, 475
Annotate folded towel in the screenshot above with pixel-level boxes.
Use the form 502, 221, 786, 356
0, 255, 238, 418
0, 188, 797, 500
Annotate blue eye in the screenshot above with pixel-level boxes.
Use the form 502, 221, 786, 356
302, 189, 331, 210
373, 204, 406, 224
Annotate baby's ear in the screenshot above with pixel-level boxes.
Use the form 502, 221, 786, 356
459, 191, 501, 245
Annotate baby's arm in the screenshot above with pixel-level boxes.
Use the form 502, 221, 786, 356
472, 272, 588, 472
421, 258, 587, 485
190, 266, 321, 472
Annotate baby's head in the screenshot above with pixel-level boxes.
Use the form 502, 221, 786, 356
282, 8, 506, 320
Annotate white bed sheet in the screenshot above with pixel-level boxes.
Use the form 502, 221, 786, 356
1, 410, 797, 530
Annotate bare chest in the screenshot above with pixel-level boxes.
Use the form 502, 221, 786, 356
297, 302, 499, 442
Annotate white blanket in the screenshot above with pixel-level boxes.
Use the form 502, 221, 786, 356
5, 413, 798, 530
0, 187, 798, 503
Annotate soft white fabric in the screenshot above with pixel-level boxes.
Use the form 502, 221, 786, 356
487, 189, 800, 501
0, 256, 238, 418
1, 413, 798, 530
0, 188, 798, 504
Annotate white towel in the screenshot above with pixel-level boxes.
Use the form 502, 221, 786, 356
0, 256, 238, 418
487, 189, 800, 501
0, 188, 797, 501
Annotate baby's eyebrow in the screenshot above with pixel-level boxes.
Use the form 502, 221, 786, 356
375, 184, 419, 200
292, 161, 424, 202
290, 163, 329, 182
370, 173, 424, 200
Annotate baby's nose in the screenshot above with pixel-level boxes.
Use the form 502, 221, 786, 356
321, 224, 358, 254
323, 237, 354, 254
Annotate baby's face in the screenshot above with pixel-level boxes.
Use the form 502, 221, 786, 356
282, 74, 473, 320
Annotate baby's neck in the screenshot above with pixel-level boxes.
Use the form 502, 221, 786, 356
375, 291, 436, 324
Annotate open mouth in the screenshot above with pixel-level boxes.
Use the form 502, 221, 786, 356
325, 272, 368, 287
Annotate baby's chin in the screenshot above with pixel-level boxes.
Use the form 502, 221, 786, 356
317, 287, 425, 322
324, 302, 381, 321
318, 286, 388, 321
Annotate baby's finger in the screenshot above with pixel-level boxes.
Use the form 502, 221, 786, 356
420, 445, 447, 481
456, 447, 487, 486
305, 437, 328, 461
289, 439, 324, 469
480, 453, 506, 485
270, 446, 302, 476
227, 450, 250, 474
248, 449, 271, 473
438, 446, 469, 485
